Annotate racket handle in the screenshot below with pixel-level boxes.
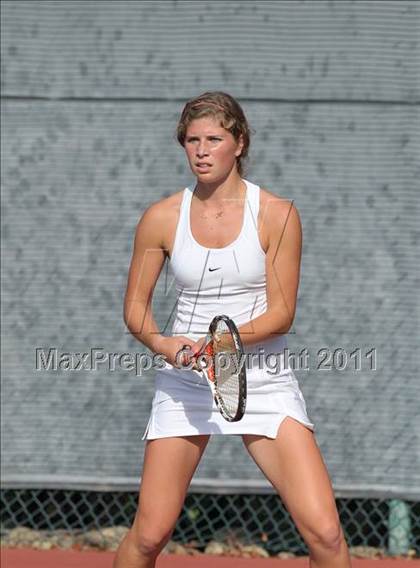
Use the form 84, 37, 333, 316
182, 344, 201, 357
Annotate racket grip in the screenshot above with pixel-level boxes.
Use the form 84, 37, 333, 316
182, 344, 200, 357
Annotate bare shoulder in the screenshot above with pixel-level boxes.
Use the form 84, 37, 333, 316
135, 189, 184, 249
139, 190, 184, 225
259, 187, 301, 228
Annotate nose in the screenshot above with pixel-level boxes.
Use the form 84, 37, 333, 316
196, 140, 209, 158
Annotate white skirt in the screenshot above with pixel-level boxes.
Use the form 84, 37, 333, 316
141, 351, 315, 440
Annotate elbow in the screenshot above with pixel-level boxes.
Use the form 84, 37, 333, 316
271, 308, 295, 335
123, 303, 131, 330
284, 322, 293, 334
279, 319, 293, 335
124, 314, 144, 340
123, 300, 143, 336
123, 313, 134, 336
283, 312, 296, 334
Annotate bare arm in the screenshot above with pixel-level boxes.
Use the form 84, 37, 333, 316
237, 198, 302, 346
124, 204, 167, 353
124, 202, 195, 363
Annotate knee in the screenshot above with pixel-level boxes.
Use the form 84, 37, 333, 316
129, 525, 172, 558
308, 520, 344, 555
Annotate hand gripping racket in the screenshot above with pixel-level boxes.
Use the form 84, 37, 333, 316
183, 315, 247, 422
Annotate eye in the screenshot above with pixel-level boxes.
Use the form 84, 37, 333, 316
185, 136, 222, 143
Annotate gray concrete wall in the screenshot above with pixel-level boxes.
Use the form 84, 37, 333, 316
1, 1, 419, 496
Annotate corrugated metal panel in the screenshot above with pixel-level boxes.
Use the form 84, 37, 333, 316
1, 0, 419, 101
2, 97, 419, 494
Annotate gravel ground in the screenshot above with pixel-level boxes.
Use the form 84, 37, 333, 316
1, 527, 418, 560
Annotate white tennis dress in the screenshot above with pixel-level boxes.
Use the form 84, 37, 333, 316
142, 178, 314, 440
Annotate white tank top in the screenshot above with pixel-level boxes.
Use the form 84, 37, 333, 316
142, 179, 310, 442
169, 178, 283, 345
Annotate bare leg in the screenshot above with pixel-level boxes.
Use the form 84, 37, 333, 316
242, 417, 352, 567
113, 435, 210, 568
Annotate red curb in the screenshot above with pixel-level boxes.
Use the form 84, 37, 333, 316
2, 548, 419, 568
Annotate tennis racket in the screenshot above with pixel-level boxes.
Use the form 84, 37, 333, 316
183, 315, 247, 422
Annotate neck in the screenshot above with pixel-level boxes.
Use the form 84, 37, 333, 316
193, 171, 245, 205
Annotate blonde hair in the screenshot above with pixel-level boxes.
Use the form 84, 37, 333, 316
176, 91, 251, 177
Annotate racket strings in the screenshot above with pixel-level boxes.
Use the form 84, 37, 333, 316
213, 321, 242, 417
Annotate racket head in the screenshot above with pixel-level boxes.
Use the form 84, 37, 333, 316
204, 315, 247, 422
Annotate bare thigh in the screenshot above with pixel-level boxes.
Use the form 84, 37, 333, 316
242, 418, 340, 542
131, 435, 210, 538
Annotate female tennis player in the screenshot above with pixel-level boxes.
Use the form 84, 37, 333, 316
114, 92, 352, 567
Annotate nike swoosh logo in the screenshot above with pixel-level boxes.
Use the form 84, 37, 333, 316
208, 267, 221, 272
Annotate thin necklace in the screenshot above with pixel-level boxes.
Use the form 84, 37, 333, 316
194, 182, 245, 220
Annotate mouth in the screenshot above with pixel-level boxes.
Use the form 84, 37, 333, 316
196, 163, 212, 170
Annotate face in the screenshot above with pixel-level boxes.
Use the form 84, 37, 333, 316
184, 115, 244, 181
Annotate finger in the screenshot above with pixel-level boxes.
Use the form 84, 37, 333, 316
183, 348, 194, 367
175, 345, 192, 368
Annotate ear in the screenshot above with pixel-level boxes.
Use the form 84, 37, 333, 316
235, 134, 244, 157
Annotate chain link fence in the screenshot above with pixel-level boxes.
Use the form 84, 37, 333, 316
1, 489, 419, 557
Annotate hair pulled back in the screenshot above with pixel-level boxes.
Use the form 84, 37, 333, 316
176, 91, 251, 177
